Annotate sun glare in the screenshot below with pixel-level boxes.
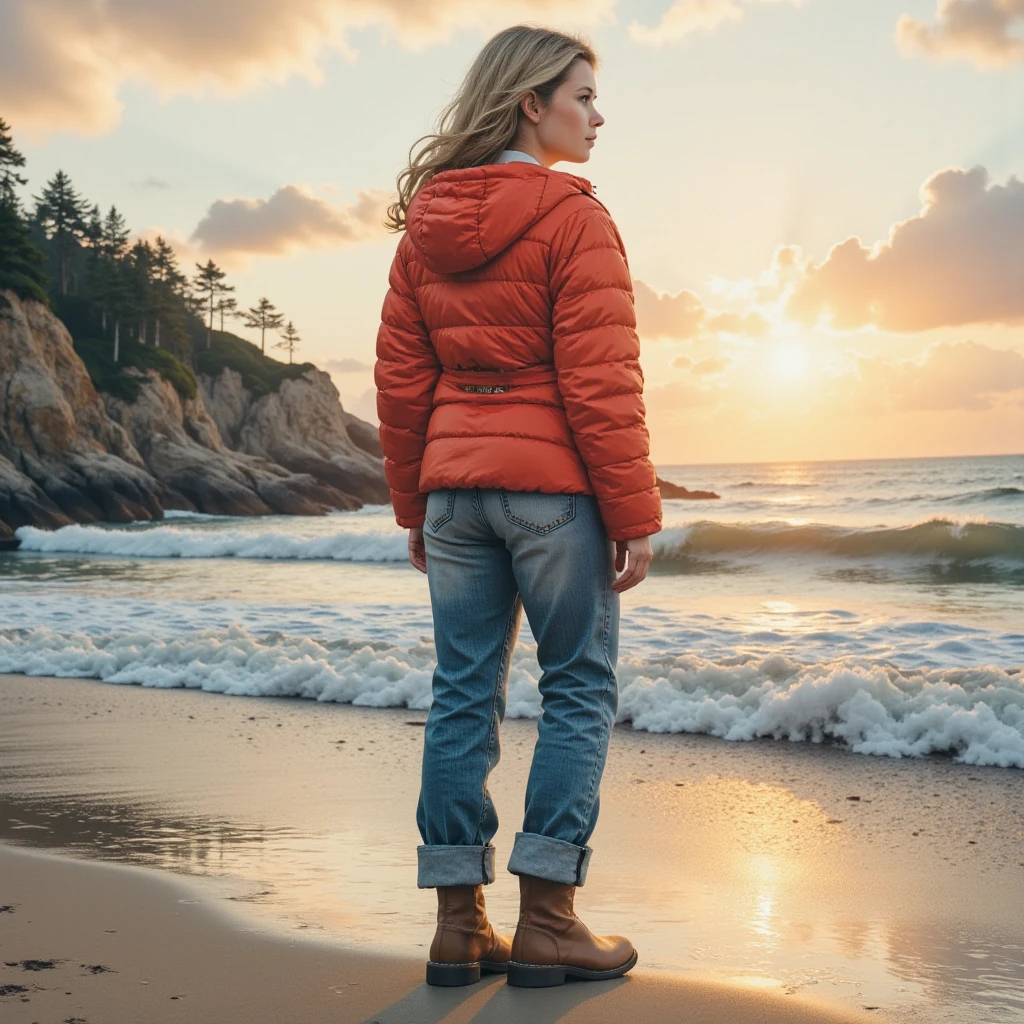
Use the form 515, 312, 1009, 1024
771, 342, 809, 380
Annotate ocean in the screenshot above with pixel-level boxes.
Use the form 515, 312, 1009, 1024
1, 453, 1022, 768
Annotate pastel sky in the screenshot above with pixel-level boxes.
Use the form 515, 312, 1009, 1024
4, 0, 1024, 464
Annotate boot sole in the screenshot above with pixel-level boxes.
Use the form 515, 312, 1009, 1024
505, 948, 638, 987
425, 959, 509, 987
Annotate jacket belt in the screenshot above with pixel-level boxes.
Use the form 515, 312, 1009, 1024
441, 366, 558, 391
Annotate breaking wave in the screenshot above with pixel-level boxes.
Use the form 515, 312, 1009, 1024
1, 624, 1021, 768
651, 518, 1024, 563
13, 517, 1024, 565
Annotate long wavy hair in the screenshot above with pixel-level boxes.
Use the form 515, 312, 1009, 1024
384, 24, 598, 233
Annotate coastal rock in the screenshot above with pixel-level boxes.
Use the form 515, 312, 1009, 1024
199, 366, 388, 504
104, 370, 362, 517
341, 409, 383, 459
656, 476, 720, 500
0, 291, 165, 530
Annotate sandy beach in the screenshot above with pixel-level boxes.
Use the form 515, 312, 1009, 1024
1, 672, 1022, 1022
0, 840, 881, 1024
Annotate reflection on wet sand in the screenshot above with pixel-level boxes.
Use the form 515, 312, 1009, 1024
0, 671, 1021, 1022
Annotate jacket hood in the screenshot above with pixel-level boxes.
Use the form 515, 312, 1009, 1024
405, 162, 595, 274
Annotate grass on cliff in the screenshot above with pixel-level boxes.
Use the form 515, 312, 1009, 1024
189, 321, 315, 397
73, 334, 198, 404
59, 296, 313, 404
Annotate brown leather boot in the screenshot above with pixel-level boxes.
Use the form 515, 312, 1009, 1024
506, 873, 637, 987
425, 884, 512, 986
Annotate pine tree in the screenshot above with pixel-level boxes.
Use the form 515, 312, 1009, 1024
214, 295, 238, 331
33, 170, 90, 296
274, 320, 301, 364
192, 259, 233, 349
151, 236, 188, 352
0, 117, 28, 211
0, 119, 48, 304
241, 297, 285, 355
0, 200, 49, 305
94, 206, 131, 360
126, 239, 156, 344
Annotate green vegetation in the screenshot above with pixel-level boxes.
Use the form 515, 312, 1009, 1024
0, 116, 308, 402
0, 117, 49, 304
73, 333, 198, 403
190, 320, 313, 396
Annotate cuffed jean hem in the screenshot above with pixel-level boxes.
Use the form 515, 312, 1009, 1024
506, 831, 593, 886
416, 844, 496, 888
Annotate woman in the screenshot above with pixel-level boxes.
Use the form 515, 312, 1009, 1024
375, 24, 662, 989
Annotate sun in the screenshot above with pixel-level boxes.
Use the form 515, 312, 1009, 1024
771, 341, 809, 380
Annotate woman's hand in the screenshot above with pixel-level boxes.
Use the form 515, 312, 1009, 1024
611, 536, 653, 593
409, 526, 427, 573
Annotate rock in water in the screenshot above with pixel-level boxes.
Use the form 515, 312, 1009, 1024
656, 476, 719, 500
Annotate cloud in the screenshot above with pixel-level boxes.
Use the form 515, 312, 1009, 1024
691, 357, 731, 375
841, 341, 1024, 412
324, 357, 373, 373
786, 165, 1024, 331
191, 185, 391, 257
628, 0, 805, 46
133, 177, 172, 190
896, 1, 1024, 70
705, 310, 770, 338
0, 0, 616, 136
644, 379, 718, 414
633, 279, 706, 341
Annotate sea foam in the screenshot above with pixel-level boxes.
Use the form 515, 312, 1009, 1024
2, 625, 1021, 768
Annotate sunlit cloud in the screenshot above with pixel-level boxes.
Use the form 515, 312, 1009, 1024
633, 279, 707, 341
785, 165, 1024, 332
191, 185, 391, 258
896, 0, 1024, 70
0, 0, 616, 136
692, 356, 732, 375
629, 0, 805, 46
644, 379, 718, 413
840, 341, 1024, 412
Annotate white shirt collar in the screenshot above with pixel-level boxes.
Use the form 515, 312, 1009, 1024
496, 149, 541, 166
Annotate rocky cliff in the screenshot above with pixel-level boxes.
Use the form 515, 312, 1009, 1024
0, 291, 387, 546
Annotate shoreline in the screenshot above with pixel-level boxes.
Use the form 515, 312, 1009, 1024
2, 670, 1022, 1022
0, 840, 877, 1023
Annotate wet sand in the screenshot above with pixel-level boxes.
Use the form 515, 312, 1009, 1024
0, 842, 878, 1024
1, 672, 1022, 1022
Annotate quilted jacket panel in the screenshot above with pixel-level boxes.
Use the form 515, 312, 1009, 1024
374, 161, 662, 542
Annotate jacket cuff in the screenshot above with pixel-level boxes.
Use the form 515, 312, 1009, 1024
607, 518, 662, 542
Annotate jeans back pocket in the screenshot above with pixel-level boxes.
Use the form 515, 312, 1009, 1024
425, 489, 456, 532
500, 491, 576, 535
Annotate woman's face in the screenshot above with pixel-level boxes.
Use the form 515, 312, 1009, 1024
527, 59, 605, 165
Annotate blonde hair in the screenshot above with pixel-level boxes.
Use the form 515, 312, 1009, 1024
384, 24, 598, 232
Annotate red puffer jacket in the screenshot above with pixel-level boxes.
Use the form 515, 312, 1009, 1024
374, 160, 662, 542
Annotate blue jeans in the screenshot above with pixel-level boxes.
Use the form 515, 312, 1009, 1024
416, 487, 620, 889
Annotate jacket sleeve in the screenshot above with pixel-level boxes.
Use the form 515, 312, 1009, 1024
548, 202, 662, 542
374, 235, 440, 529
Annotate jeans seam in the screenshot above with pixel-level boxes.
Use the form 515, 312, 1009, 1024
471, 487, 490, 528
575, 580, 615, 848
473, 590, 519, 843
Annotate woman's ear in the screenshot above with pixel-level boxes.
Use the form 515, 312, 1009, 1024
519, 90, 542, 126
